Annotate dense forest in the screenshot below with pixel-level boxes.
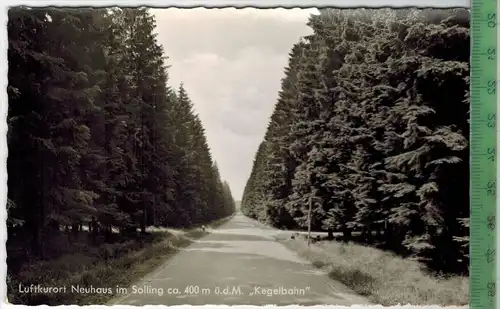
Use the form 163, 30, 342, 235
242, 8, 470, 275
7, 7, 236, 273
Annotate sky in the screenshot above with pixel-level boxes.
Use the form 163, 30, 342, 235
151, 8, 318, 200
150, 1, 469, 200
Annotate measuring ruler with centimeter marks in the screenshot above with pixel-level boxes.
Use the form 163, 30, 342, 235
471, 0, 499, 308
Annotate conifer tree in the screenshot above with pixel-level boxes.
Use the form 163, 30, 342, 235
7, 8, 236, 280
242, 8, 469, 274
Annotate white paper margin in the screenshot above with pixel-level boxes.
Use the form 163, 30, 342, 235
1, 0, 471, 308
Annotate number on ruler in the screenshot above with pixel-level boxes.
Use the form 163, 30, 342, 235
487, 147, 495, 161
485, 248, 495, 263
488, 113, 496, 128
486, 181, 496, 196
487, 80, 496, 94
487, 13, 496, 28
488, 48, 496, 60
487, 282, 496, 298
487, 215, 496, 231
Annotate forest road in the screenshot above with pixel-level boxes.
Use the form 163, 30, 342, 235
109, 212, 372, 306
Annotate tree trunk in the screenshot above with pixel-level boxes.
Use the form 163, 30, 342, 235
72, 223, 79, 239
365, 227, 373, 244
342, 225, 351, 242
141, 201, 147, 234
327, 229, 334, 240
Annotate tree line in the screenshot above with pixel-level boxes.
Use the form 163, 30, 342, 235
7, 7, 236, 264
241, 8, 470, 275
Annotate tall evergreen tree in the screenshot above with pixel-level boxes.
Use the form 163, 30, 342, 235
242, 8, 469, 274
7, 8, 237, 295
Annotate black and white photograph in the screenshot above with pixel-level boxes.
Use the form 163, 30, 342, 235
6, 2, 470, 306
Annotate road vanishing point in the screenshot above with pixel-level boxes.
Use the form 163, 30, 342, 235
110, 212, 371, 306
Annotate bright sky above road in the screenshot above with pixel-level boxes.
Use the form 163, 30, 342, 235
151, 0, 469, 199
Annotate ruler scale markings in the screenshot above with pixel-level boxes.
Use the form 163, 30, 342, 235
471, 0, 498, 308
497, 0, 500, 307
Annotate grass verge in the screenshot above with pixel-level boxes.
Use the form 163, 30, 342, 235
8, 215, 234, 305
277, 236, 468, 306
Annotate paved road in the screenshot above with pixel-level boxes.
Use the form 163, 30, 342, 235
110, 212, 371, 306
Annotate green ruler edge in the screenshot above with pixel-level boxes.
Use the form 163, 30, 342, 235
471, 0, 499, 308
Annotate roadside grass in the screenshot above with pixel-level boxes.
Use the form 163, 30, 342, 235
7, 215, 234, 305
277, 236, 468, 306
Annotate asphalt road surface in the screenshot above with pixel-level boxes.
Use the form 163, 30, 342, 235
110, 212, 371, 306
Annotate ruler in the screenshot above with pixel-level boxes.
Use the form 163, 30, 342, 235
470, 0, 499, 308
